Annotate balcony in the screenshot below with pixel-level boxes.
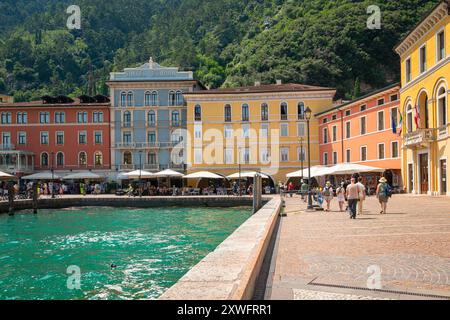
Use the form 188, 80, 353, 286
404, 129, 435, 148
0, 144, 15, 151
114, 142, 186, 149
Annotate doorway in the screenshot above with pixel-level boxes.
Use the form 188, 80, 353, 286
440, 159, 447, 195
419, 153, 429, 194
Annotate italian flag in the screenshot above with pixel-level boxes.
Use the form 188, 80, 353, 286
398, 112, 403, 136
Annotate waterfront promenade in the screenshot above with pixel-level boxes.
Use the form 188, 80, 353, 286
266, 194, 450, 300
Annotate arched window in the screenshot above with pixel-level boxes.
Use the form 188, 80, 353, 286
169, 91, 176, 106
79, 152, 87, 166
120, 92, 127, 107
176, 91, 183, 105
242, 104, 249, 122
41, 152, 49, 167
148, 111, 156, 126
298, 102, 305, 120
123, 111, 131, 127
224, 104, 232, 122
123, 151, 132, 165
280, 102, 288, 120
144, 91, 151, 106
195, 105, 202, 122
56, 152, 64, 167
151, 91, 158, 106
437, 86, 447, 127
172, 111, 180, 126
261, 103, 268, 121
407, 105, 413, 133
94, 152, 103, 166
127, 91, 133, 107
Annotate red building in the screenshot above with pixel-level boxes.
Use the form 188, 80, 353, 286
0, 95, 111, 176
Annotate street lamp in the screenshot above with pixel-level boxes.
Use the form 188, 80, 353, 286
139, 150, 143, 197
304, 107, 314, 210
51, 151, 55, 199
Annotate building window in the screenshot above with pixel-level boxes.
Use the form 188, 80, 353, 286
195, 105, 202, 122
18, 132, 26, 145
77, 112, 87, 123
297, 122, 305, 137
40, 132, 49, 145
169, 91, 176, 106
378, 144, 385, 160
297, 102, 305, 120
148, 111, 156, 126
333, 152, 338, 165
378, 111, 385, 131
127, 91, 133, 107
322, 118, 328, 124
194, 148, 202, 164
145, 91, 151, 106
420, 45, 427, 73
120, 92, 127, 107
346, 149, 351, 163
151, 91, 158, 106
56, 132, 64, 145
345, 110, 351, 117
94, 131, 103, 144
225, 104, 232, 122
93, 112, 103, 123
281, 148, 289, 162
280, 102, 288, 121
323, 128, 329, 144
17, 112, 27, 124
225, 149, 233, 164
361, 146, 367, 161
391, 108, 398, 130
123, 132, 132, 145
176, 91, 183, 105
390, 94, 398, 102
123, 111, 131, 127
55, 112, 65, 123
377, 98, 385, 106
148, 131, 156, 144
171, 111, 180, 127
392, 141, 399, 158
438, 86, 447, 127
79, 152, 87, 166
332, 125, 337, 142
360, 117, 366, 135
242, 124, 250, 138
405, 58, 412, 83
261, 103, 268, 121
40, 112, 50, 124
437, 30, 445, 61
280, 123, 288, 137
360, 105, 366, 112
243, 148, 250, 164
123, 151, 132, 165
332, 114, 337, 121
78, 131, 87, 144
194, 125, 202, 140
224, 124, 233, 139
242, 104, 249, 122
346, 121, 351, 139
41, 153, 49, 167
323, 152, 328, 165
56, 152, 64, 167
94, 152, 103, 166
148, 152, 157, 165
407, 105, 413, 133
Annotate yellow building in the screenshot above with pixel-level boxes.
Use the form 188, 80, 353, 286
184, 82, 336, 185
395, 0, 450, 196
0, 94, 13, 104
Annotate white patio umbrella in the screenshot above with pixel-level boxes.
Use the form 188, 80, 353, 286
227, 171, 270, 179
0, 171, 16, 180
286, 166, 327, 179
119, 170, 154, 180
22, 171, 62, 180
63, 171, 102, 180
323, 163, 384, 176
154, 169, 185, 178
183, 171, 225, 179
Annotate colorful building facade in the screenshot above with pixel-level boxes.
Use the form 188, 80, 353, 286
107, 58, 204, 172
395, 0, 450, 196
184, 83, 336, 184
0, 95, 111, 176
316, 84, 402, 189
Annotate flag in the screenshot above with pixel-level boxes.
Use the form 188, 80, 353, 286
392, 112, 397, 134
414, 105, 421, 129
398, 112, 403, 136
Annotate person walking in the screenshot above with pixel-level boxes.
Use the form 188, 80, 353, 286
323, 181, 334, 212
346, 178, 359, 219
356, 177, 366, 215
301, 179, 308, 202
287, 181, 295, 198
376, 177, 391, 214
336, 182, 346, 212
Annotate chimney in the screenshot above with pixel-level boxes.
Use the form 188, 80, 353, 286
254, 81, 261, 86
276, 79, 282, 85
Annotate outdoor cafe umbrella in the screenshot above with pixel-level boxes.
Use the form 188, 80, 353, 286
22, 171, 62, 180
62, 171, 102, 180
286, 166, 327, 179
119, 170, 154, 180
0, 170, 16, 181
154, 169, 185, 188
183, 171, 225, 179
321, 163, 384, 176
227, 171, 270, 179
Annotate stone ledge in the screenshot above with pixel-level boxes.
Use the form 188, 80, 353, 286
159, 197, 281, 300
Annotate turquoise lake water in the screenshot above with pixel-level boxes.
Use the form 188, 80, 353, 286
0, 206, 251, 300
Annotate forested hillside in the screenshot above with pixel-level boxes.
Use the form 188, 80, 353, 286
0, 0, 438, 101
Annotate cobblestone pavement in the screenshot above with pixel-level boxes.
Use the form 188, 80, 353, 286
267, 194, 450, 300
293, 289, 390, 300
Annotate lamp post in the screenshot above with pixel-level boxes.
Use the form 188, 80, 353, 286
51, 151, 55, 199
305, 107, 314, 210
298, 137, 304, 179
238, 147, 242, 197
139, 150, 143, 197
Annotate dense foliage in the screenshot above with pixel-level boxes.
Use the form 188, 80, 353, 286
0, 0, 438, 101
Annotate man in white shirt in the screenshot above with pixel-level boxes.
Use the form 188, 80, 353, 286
356, 177, 366, 215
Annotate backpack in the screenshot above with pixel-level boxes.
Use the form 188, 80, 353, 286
380, 183, 392, 198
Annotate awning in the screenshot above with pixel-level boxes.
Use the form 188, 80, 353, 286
286, 166, 327, 179
118, 170, 154, 180
0, 171, 17, 181
322, 163, 385, 176
183, 171, 225, 179
63, 171, 102, 180
22, 171, 62, 180
227, 171, 270, 179
154, 169, 185, 178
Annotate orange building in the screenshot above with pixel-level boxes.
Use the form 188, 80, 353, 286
0, 95, 111, 176
316, 83, 402, 190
